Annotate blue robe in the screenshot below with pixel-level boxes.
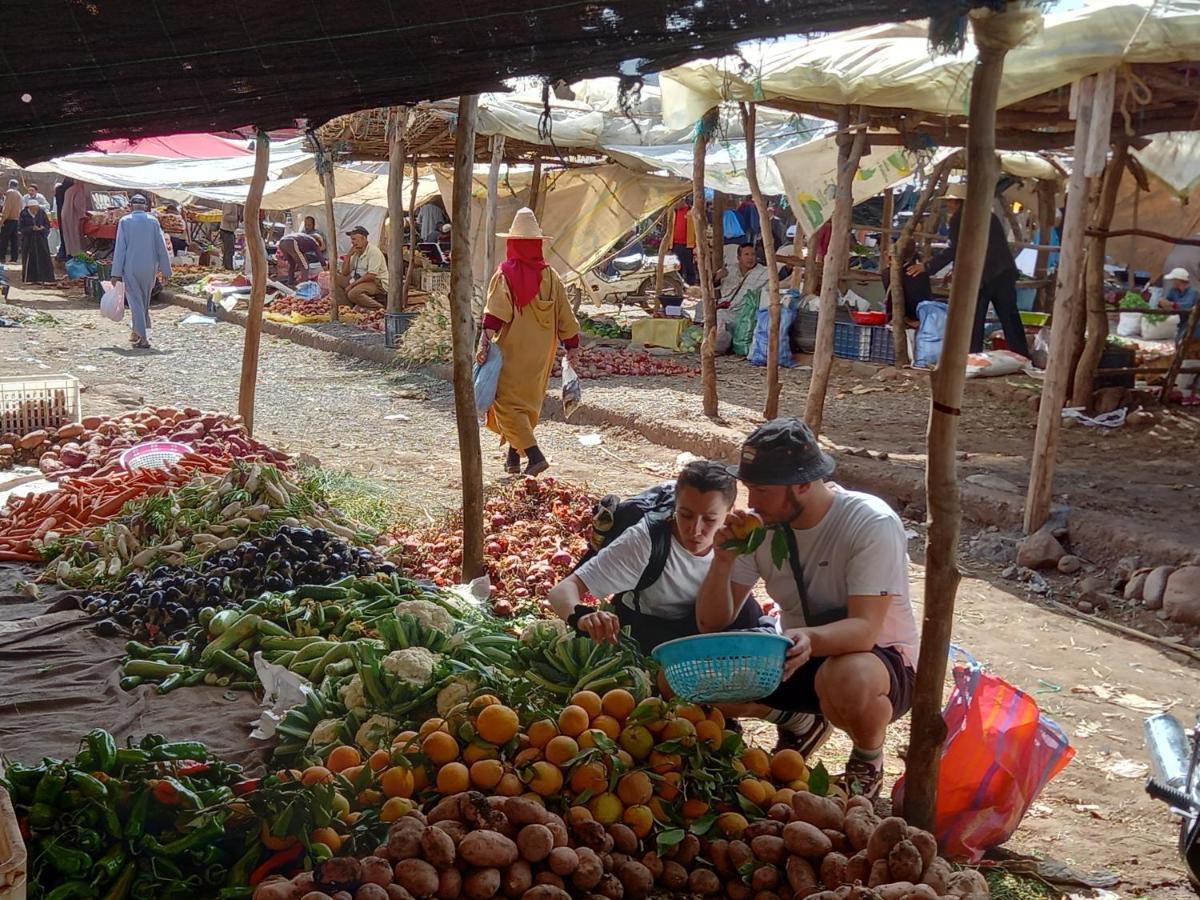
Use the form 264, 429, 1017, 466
111, 211, 172, 338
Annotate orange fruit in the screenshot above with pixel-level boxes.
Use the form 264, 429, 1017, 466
681, 798, 710, 820
615, 750, 635, 769
770, 749, 807, 782
649, 751, 682, 774
470, 694, 501, 710
476, 704, 520, 745
589, 792, 624, 825
578, 729, 607, 750
696, 720, 723, 749
772, 787, 796, 807
381, 796, 415, 822
411, 766, 429, 792
729, 511, 764, 541
514, 747, 543, 767
675, 704, 706, 724
618, 725, 654, 760
633, 697, 666, 722
566, 805, 594, 826
648, 795, 672, 823
741, 747, 771, 778
463, 741, 500, 765
357, 788, 383, 807
422, 731, 460, 766
601, 689, 636, 722
590, 715, 622, 740
436, 762, 470, 794
737, 778, 769, 808
367, 748, 392, 772
520, 792, 547, 807
330, 792, 351, 820
526, 719, 559, 749
393, 729, 419, 745
657, 771, 682, 802
623, 804, 654, 838
661, 718, 697, 747
469, 759, 505, 791
418, 717, 448, 737
616, 771, 653, 806
526, 761, 564, 796
496, 771, 523, 797
788, 778, 810, 792
301, 765, 333, 786
260, 820, 298, 850
340, 765, 368, 790
717, 812, 749, 838
310, 826, 342, 853
569, 761, 609, 796
545, 735, 580, 767
381, 766, 415, 799
706, 708, 727, 730
558, 705, 590, 738
570, 691, 603, 720
326, 745, 363, 773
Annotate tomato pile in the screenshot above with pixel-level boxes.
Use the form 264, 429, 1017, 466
271, 295, 331, 317
554, 348, 699, 379
387, 477, 597, 616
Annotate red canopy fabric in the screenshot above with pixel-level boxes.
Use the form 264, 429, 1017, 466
89, 133, 250, 159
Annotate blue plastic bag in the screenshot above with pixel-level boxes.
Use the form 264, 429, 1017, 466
722, 208, 745, 240
748, 305, 798, 367
915, 300, 949, 369
65, 258, 93, 279
472, 342, 502, 419
295, 281, 322, 300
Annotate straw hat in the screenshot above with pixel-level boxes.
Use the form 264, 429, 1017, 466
936, 182, 968, 202
497, 207, 551, 239
1165, 266, 1191, 282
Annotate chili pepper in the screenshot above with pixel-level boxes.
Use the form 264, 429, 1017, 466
5, 761, 47, 788
60, 789, 85, 809
44, 881, 97, 900
143, 818, 223, 855
92, 843, 128, 883
113, 748, 149, 768
68, 772, 108, 801
29, 801, 58, 829
231, 778, 260, 796
149, 776, 201, 809
100, 803, 123, 840
248, 843, 302, 885
123, 789, 149, 840
84, 730, 118, 774
226, 842, 262, 886
42, 842, 93, 878
190, 844, 224, 866
149, 741, 208, 763
204, 863, 228, 886
70, 804, 101, 829
73, 828, 104, 853
138, 734, 166, 749
100, 861, 137, 900
34, 767, 68, 804
197, 786, 234, 806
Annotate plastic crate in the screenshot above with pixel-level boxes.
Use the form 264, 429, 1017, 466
421, 269, 452, 294
385, 311, 418, 349
0, 374, 81, 435
832, 321, 896, 365
0, 783, 26, 899
792, 310, 819, 353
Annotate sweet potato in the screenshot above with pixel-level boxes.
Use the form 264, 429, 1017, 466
459, 831, 519, 868
686, 869, 720, 896
572, 848, 603, 891
617, 861, 654, 900
317, 858, 362, 891
844, 851, 871, 885
503, 861, 533, 898
506, 797, 552, 827
823, 829, 850, 855
899, 886, 939, 900
520, 887, 570, 900
905, 828, 936, 874
754, 892, 780, 900
360, 857, 393, 887
888, 840, 924, 884
659, 861, 688, 891
707, 839, 731, 877
608, 824, 638, 854
785, 856, 817, 895
751, 835, 787, 866
436, 868, 462, 900
751, 865, 781, 893
464, 868, 501, 900
843, 809, 878, 853
357, 886, 390, 900
388, 822, 425, 862
548, 847, 580, 877
387, 889, 415, 900
534, 874, 565, 890
783, 821, 832, 859
572, 820, 608, 851
791, 793, 844, 831
745, 820, 783, 841
867, 859, 891, 889
597, 873, 624, 900
769, 803, 792, 822
395, 860, 440, 898
298, 892, 334, 900
433, 821, 468, 845
875, 885, 915, 900
545, 817, 569, 849
675, 834, 701, 867
421, 827, 457, 869
866, 817, 908, 863
727, 881, 753, 900
640, 851, 663, 882
944, 870, 988, 898
729, 840, 753, 869
920, 858, 951, 895
820, 853, 849, 890
517, 824, 555, 863
427, 793, 468, 825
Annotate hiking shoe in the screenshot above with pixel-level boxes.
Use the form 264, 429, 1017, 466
772, 713, 833, 758
838, 755, 884, 800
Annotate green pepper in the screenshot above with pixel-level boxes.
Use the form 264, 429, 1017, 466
100, 861, 136, 900
226, 842, 262, 886
197, 786, 234, 807
148, 741, 208, 762
123, 790, 149, 840
34, 767, 68, 804
143, 817, 223, 855
4, 761, 47, 788
74, 749, 97, 770
113, 748, 149, 768
29, 802, 58, 829
138, 734, 166, 749
44, 881, 97, 900
68, 772, 108, 801
42, 842, 92, 878
84, 730, 118, 774
204, 863, 228, 885
73, 828, 104, 853
92, 843, 128, 883
100, 803, 123, 839
70, 804, 101, 829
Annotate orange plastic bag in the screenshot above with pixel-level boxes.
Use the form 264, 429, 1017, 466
893, 647, 1075, 862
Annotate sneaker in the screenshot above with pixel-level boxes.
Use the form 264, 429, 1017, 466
838, 754, 884, 800
772, 713, 833, 758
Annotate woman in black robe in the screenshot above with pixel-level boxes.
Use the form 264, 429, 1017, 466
20, 200, 56, 284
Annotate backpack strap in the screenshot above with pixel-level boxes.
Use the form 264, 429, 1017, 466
778, 525, 845, 627
626, 516, 674, 614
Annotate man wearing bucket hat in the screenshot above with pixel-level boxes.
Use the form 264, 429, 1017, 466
906, 181, 1029, 359
696, 418, 917, 799
476, 207, 581, 476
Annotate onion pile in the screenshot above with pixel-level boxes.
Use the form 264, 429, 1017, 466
270, 295, 332, 317
388, 477, 597, 616
554, 348, 699, 379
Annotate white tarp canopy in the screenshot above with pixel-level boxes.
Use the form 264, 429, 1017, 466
660, 0, 1200, 128
1132, 131, 1200, 198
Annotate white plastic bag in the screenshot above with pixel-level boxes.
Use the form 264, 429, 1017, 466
561, 358, 582, 419
99, 281, 125, 323
472, 342, 502, 420
1116, 312, 1141, 337
965, 349, 1029, 378
1141, 314, 1180, 340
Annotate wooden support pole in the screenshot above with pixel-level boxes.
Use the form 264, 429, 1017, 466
880, 188, 894, 257
320, 150, 340, 323
802, 230, 820, 296
654, 204, 672, 299
805, 107, 868, 437
1072, 141, 1127, 409
1160, 308, 1200, 402
742, 102, 784, 419
902, 16, 1013, 832
1127, 187, 1140, 290
483, 136, 505, 284
711, 191, 728, 275
387, 109, 408, 314
1034, 178, 1058, 311
403, 154, 418, 309
528, 158, 543, 218
880, 187, 911, 366
237, 130, 271, 435
692, 109, 720, 419
449, 95, 486, 581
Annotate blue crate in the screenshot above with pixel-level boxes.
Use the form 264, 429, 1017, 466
833, 321, 896, 364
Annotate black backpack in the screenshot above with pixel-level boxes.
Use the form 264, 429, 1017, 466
576, 483, 675, 612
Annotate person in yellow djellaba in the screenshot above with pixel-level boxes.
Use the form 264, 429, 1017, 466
476, 208, 581, 476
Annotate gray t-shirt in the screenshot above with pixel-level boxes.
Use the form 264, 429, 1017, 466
575, 519, 712, 621
730, 485, 917, 668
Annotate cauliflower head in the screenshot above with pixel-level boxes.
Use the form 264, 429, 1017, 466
520, 618, 569, 645
395, 599, 455, 634
307, 718, 343, 747
340, 675, 367, 713
355, 714, 398, 752
436, 674, 481, 717
382, 646, 441, 686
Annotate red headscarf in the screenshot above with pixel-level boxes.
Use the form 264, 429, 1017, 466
499, 238, 548, 310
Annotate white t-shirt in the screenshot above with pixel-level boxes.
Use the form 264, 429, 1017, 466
574, 519, 712, 621
721, 264, 771, 310
730, 485, 918, 668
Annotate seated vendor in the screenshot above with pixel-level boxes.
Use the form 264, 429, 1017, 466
881, 248, 932, 326
713, 242, 770, 353
696, 418, 918, 799
333, 226, 387, 309
548, 460, 770, 655
1160, 267, 1200, 402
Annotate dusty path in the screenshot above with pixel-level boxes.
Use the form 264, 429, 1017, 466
2, 279, 1198, 894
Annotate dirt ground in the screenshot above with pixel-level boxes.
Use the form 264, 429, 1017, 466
2, 276, 1199, 895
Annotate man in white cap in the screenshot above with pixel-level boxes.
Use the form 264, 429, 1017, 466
333, 225, 387, 310
1160, 266, 1200, 402
111, 193, 172, 350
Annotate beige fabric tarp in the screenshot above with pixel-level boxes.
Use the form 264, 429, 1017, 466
1109, 171, 1200, 280
660, 1, 1200, 127
1132, 132, 1200, 199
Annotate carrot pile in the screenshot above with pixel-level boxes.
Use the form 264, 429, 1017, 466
0, 454, 228, 562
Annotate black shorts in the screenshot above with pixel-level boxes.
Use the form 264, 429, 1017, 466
759, 645, 916, 721
614, 596, 772, 655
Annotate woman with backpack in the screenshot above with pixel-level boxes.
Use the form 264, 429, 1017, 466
548, 460, 771, 654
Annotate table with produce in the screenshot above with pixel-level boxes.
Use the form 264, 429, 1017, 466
0, 408, 990, 899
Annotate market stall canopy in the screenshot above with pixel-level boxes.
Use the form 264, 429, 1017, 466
660, 0, 1200, 149
1132, 131, 1200, 198
89, 134, 252, 160
0, 0, 989, 164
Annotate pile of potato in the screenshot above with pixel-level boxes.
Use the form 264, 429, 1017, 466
253, 790, 989, 900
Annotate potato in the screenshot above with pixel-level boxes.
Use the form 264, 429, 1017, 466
298, 893, 333, 900
905, 829, 937, 873
464, 868, 501, 900
844, 851, 871, 885
617, 861, 654, 900
332, 893, 353, 900
921, 858, 951, 895
388, 820, 426, 861
751, 835, 787, 866
875, 884, 915, 900
707, 839, 731, 876
387, 888, 415, 900
867, 818, 909, 863
434, 821, 468, 845
944, 870, 988, 898
729, 839, 753, 869
899, 887, 939, 900
659, 861, 688, 891
504, 861, 533, 898
820, 852, 849, 890
573, 820, 609, 851
294, 874, 318, 894
769, 803, 792, 822
437, 869, 462, 900
845, 795, 874, 815
727, 882, 753, 900
783, 821, 832, 859
640, 852, 663, 881
609, 854, 630, 872
545, 817, 569, 849
755, 892, 781, 900
506, 797, 552, 827
608, 824, 638, 855
572, 848, 603, 891
785, 856, 817, 895
520, 887, 571, 900
597, 873, 624, 900
745, 821, 783, 841
535, 874, 566, 889
888, 840, 924, 884
824, 829, 850, 855
421, 827, 458, 869
751, 865, 781, 893
867, 859, 891, 889
361, 857, 394, 887
843, 810, 878, 853
427, 793, 468, 824
318, 858, 363, 890
459, 831, 519, 868
675, 834, 701, 868
517, 824, 555, 863
686, 869, 720, 896
548, 847, 580, 877
357, 887, 391, 900
395, 859, 440, 899
791, 793, 844, 832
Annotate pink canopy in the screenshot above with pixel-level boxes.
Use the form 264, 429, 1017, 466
90, 133, 251, 158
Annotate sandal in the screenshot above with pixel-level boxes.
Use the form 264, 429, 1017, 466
132, 337, 152, 350
504, 448, 521, 475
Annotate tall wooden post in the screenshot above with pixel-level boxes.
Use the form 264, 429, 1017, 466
881, 187, 910, 366
403, 155, 419, 309
1024, 73, 1113, 534
711, 191, 728, 277
903, 11, 1016, 832
804, 107, 867, 436
387, 109, 408, 314
692, 109, 720, 418
1072, 141, 1128, 409
802, 230, 820, 296
741, 103, 784, 418
484, 136, 505, 283
528, 159, 543, 218
237, 130, 271, 434
654, 204, 672, 299
449, 95, 485, 581
320, 149, 340, 323
1034, 178, 1058, 311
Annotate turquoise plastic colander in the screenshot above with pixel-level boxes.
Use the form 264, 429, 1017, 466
652, 632, 792, 703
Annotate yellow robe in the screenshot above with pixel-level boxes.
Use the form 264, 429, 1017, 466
484, 266, 581, 451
